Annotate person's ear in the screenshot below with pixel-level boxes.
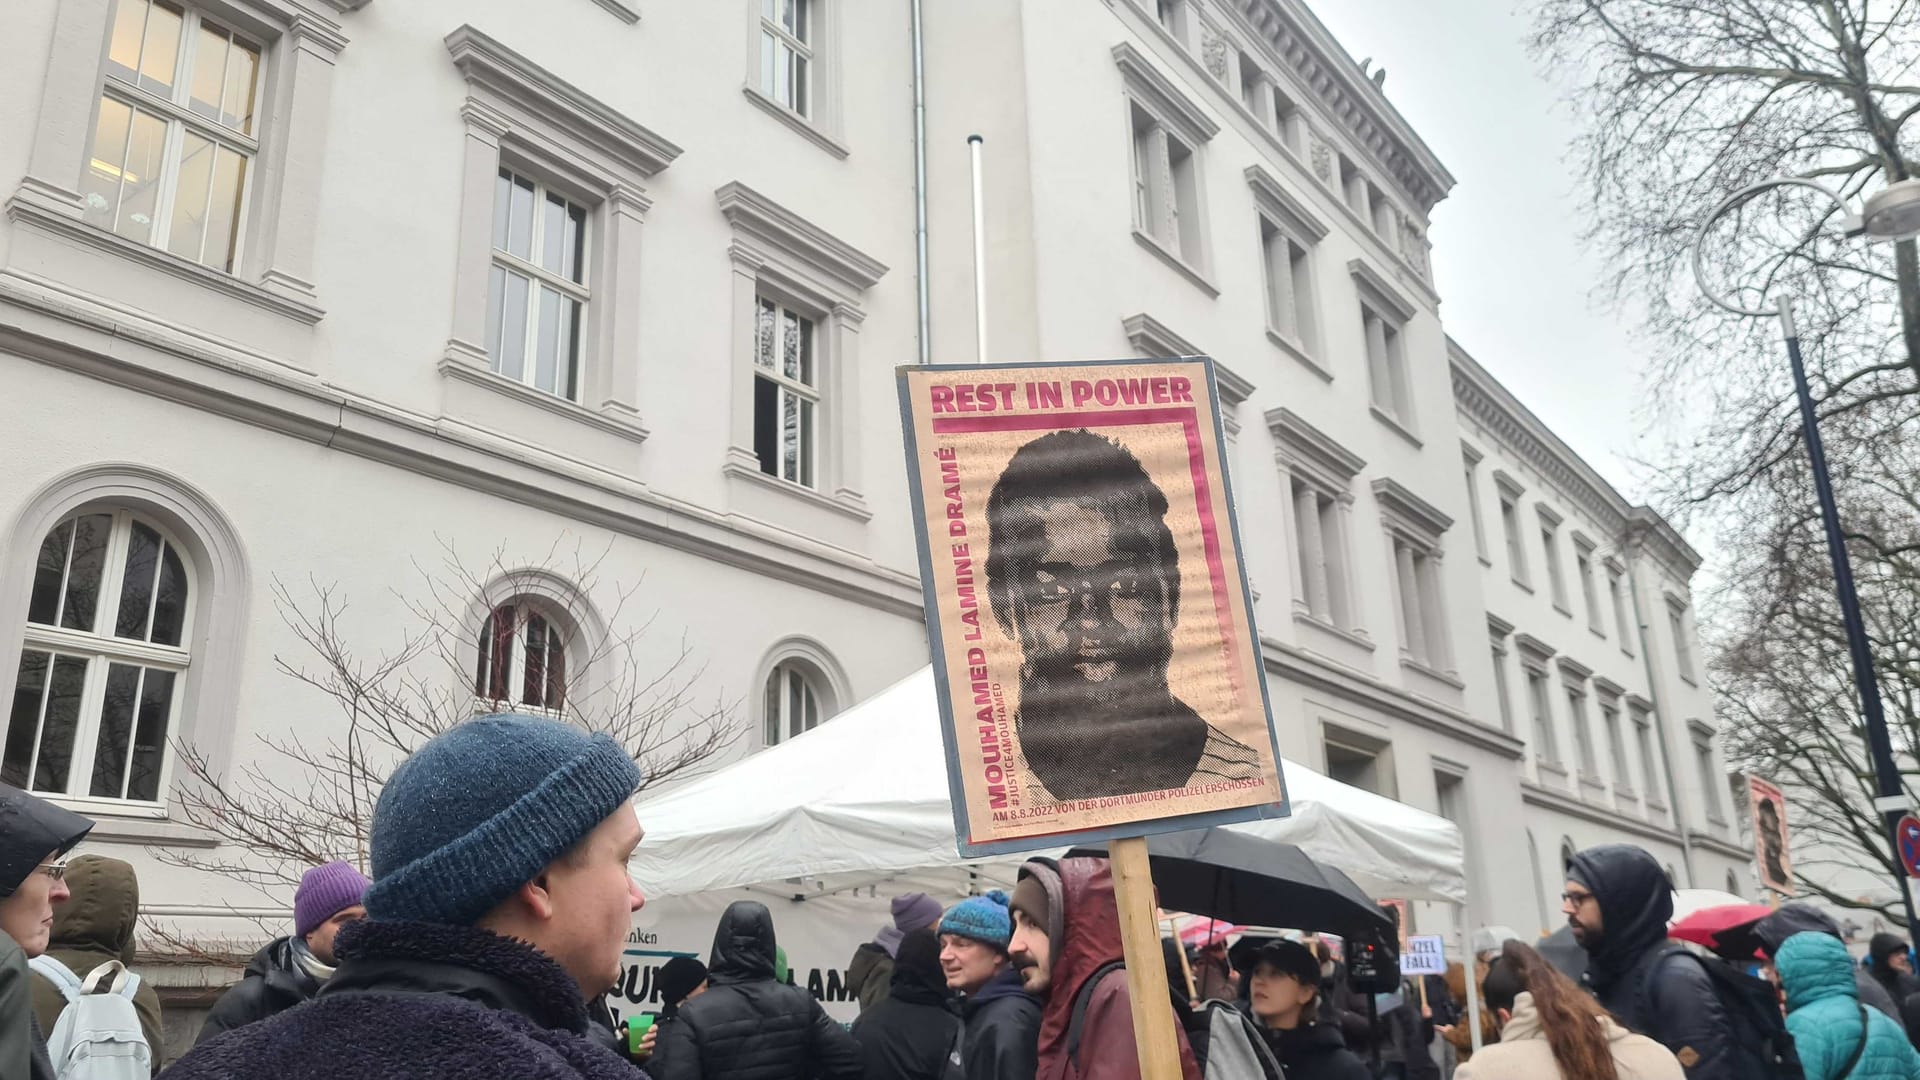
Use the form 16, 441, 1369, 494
1496, 1007, 1512, 1026
517, 871, 559, 921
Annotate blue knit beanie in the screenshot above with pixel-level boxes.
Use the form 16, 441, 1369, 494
365, 713, 641, 927
939, 890, 1012, 952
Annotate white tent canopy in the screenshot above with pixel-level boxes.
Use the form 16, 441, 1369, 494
632, 667, 1467, 905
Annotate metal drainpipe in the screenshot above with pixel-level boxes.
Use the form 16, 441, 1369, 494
910, 0, 930, 366
1625, 529, 1699, 888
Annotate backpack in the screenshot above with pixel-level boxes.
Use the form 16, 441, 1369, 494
1196, 1002, 1282, 1080
28, 956, 152, 1080
1634, 945, 1804, 1080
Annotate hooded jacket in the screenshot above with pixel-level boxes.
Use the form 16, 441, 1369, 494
161, 919, 644, 1079
651, 900, 861, 1080
1022, 858, 1201, 1080
1567, 844, 1739, 1080
1869, 934, 1920, 1024
847, 943, 894, 1013
27, 856, 164, 1074
197, 935, 330, 1043
1778, 931, 1920, 1080
0, 783, 92, 1080
961, 966, 1040, 1080
851, 931, 962, 1080
1755, 905, 1903, 1021
1453, 991, 1684, 1080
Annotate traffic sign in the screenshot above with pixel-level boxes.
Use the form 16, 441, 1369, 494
1898, 814, 1920, 879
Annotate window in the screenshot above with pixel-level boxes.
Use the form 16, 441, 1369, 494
753, 295, 819, 488
1538, 511, 1569, 611
1368, 183, 1394, 238
1130, 103, 1204, 267
759, 0, 813, 118
1601, 698, 1630, 787
1324, 735, 1394, 798
1692, 725, 1724, 823
6, 510, 191, 803
1566, 681, 1596, 777
1575, 538, 1602, 634
1339, 155, 1366, 216
1271, 410, 1364, 637
1271, 86, 1303, 151
1609, 567, 1635, 655
1490, 634, 1515, 733
1239, 53, 1271, 129
1559, 838, 1577, 873
474, 601, 568, 712
1462, 448, 1487, 560
1669, 599, 1696, 683
1362, 305, 1410, 422
1526, 666, 1559, 766
82, 0, 262, 272
1260, 218, 1316, 348
1154, 0, 1187, 42
1497, 475, 1529, 586
1375, 479, 1454, 677
1726, 869, 1742, 898
1526, 829, 1550, 931
1632, 703, 1663, 805
763, 660, 824, 745
484, 169, 589, 401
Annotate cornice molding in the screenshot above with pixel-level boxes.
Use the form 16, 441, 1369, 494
1112, 42, 1221, 144
445, 25, 683, 179
1522, 781, 1686, 847
1245, 164, 1329, 242
1266, 407, 1365, 482
1123, 312, 1202, 359
1371, 477, 1453, 537
1211, 358, 1255, 406
715, 182, 888, 295
1347, 258, 1414, 322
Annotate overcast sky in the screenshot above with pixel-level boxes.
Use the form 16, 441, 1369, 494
1308, 1, 1659, 502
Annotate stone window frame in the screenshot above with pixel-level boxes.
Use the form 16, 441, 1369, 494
718, 181, 886, 521
7, 0, 353, 323
1572, 531, 1605, 638
1487, 613, 1516, 734
1536, 502, 1571, 615
1557, 655, 1600, 787
1267, 409, 1367, 647
1349, 259, 1419, 444
1116, 42, 1221, 295
1515, 632, 1563, 775
0, 464, 249, 831
1461, 443, 1489, 565
751, 635, 850, 750
1628, 694, 1666, 810
1246, 165, 1328, 378
456, 565, 611, 720
1689, 718, 1726, 825
1494, 470, 1530, 590
439, 25, 682, 456
1606, 555, 1636, 657
1667, 593, 1699, 685
1593, 676, 1634, 799
1373, 477, 1457, 683
740, 0, 847, 159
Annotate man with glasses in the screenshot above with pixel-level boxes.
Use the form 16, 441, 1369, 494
1564, 843, 1746, 1080
0, 782, 94, 1080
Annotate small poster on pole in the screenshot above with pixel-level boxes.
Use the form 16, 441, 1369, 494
897, 358, 1287, 856
1748, 775, 1794, 895
1402, 935, 1447, 977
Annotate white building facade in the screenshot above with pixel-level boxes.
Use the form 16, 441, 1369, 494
0, 0, 1746, 1052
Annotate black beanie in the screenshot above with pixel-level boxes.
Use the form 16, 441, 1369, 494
658, 956, 708, 1016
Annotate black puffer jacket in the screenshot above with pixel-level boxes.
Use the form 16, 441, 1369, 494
651, 901, 861, 1080
1570, 845, 1739, 1080
1255, 1021, 1371, 1080
1753, 904, 1903, 1021
197, 936, 327, 1044
960, 967, 1039, 1080
851, 930, 961, 1080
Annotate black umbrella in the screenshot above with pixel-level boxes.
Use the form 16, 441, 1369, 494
1067, 832, 1394, 942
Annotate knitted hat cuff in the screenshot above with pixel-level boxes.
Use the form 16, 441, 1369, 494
366, 733, 639, 926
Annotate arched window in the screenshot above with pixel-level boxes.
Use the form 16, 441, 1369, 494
1560, 838, 1577, 872
474, 601, 569, 712
1726, 869, 1742, 898
1526, 829, 1550, 933
5, 510, 193, 803
763, 660, 825, 746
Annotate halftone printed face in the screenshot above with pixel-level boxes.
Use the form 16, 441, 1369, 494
1007, 497, 1173, 698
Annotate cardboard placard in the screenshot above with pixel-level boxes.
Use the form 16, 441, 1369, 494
1402, 934, 1447, 976
1748, 775, 1794, 895
897, 358, 1287, 856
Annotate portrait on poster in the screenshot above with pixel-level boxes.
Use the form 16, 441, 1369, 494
1747, 775, 1793, 895
899, 359, 1286, 855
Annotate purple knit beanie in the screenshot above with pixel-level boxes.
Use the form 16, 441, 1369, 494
294, 861, 371, 938
875, 892, 945, 958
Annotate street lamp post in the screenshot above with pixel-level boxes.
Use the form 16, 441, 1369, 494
1693, 177, 1920, 943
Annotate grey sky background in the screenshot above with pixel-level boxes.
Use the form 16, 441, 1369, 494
1310, 2, 1663, 504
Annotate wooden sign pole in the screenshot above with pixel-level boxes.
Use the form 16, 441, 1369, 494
1173, 924, 1198, 1001
1111, 837, 1184, 1080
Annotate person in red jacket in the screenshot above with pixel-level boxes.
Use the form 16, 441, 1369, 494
1008, 856, 1201, 1080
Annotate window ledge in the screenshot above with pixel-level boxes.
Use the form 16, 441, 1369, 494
1553, 602, 1573, 618
1478, 555, 1494, 569
1614, 785, 1639, 802
1578, 770, 1607, 790
1590, 626, 1608, 641
439, 352, 650, 447
1267, 328, 1331, 382
723, 459, 872, 522
1368, 404, 1422, 448
587, 0, 641, 22
40, 801, 220, 849
741, 86, 849, 160
1680, 674, 1700, 688
8, 193, 324, 325
1401, 657, 1466, 689
1621, 645, 1637, 658
1510, 576, 1534, 594
1536, 759, 1569, 779
1294, 612, 1375, 652
1131, 229, 1220, 298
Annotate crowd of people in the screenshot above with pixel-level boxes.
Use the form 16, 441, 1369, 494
8, 720, 1920, 1080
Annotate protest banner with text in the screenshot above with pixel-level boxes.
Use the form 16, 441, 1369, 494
898, 358, 1286, 856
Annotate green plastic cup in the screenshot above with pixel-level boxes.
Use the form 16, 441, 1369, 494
626, 1013, 656, 1057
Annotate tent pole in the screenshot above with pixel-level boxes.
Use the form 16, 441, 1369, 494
1462, 902, 1483, 1054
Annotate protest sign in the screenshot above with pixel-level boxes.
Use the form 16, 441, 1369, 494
1402, 934, 1447, 977
1748, 775, 1794, 895
897, 358, 1287, 857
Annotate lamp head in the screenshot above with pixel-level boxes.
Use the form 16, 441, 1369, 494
1863, 179, 1920, 240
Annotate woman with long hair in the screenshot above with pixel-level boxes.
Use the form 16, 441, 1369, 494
1457, 940, 1683, 1080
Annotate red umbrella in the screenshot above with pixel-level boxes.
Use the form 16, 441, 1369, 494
1669, 903, 1774, 955
1179, 919, 1243, 949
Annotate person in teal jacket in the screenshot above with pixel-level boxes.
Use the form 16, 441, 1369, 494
1779, 930, 1920, 1080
